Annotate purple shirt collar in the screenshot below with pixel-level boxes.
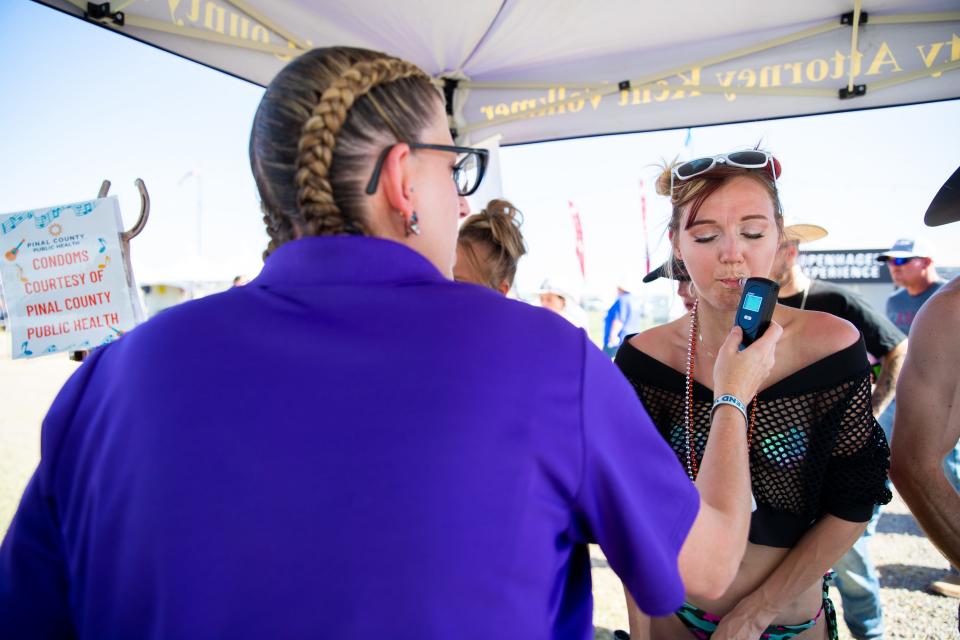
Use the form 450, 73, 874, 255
255, 236, 447, 287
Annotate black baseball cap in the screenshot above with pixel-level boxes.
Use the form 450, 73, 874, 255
643, 259, 690, 283
925, 164, 960, 227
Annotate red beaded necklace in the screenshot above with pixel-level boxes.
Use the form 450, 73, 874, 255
684, 297, 757, 480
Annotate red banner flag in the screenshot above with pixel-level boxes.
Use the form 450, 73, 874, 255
639, 180, 651, 274
568, 200, 585, 277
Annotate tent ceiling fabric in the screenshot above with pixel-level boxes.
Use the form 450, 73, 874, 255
39, 0, 960, 145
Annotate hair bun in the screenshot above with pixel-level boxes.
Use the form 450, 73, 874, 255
481, 199, 525, 262
483, 198, 521, 224
654, 166, 673, 197
458, 198, 527, 289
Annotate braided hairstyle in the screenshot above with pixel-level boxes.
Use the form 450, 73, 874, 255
250, 47, 441, 258
457, 199, 527, 291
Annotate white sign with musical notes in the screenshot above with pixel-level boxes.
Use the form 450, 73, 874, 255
0, 197, 140, 359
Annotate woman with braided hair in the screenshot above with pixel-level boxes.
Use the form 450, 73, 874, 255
453, 198, 527, 294
4, 48, 772, 639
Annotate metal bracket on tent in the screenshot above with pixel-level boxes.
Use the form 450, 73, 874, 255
840, 11, 868, 26
85, 2, 125, 27
839, 84, 867, 99
618, 80, 631, 92
443, 78, 459, 140
69, 179, 150, 362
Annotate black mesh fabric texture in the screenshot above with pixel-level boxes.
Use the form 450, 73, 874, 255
615, 336, 892, 548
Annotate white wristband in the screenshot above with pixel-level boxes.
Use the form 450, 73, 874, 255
711, 394, 749, 426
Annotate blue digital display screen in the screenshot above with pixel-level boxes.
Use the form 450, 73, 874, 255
742, 292, 763, 312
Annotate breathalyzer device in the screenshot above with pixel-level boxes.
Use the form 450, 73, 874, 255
736, 277, 779, 350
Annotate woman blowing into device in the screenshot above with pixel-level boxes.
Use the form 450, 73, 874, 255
616, 151, 891, 639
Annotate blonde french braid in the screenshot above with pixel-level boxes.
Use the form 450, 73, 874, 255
294, 58, 431, 237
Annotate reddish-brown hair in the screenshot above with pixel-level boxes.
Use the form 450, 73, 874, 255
656, 162, 784, 235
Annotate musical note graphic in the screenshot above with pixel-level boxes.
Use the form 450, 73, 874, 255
73, 202, 94, 217
45, 344, 58, 353
97, 237, 107, 253
19, 341, 33, 357
4, 239, 25, 261
1, 214, 26, 235
108, 325, 125, 337
16, 264, 28, 284
97, 255, 111, 270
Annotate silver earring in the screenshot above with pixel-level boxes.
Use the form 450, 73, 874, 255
406, 211, 421, 237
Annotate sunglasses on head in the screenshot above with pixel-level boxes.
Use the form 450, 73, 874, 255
890, 257, 915, 266
671, 151, 781, 197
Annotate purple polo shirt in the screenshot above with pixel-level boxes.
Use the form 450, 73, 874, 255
0, 237, 697, 639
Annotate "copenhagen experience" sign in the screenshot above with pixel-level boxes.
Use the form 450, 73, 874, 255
798, 249, 892, 284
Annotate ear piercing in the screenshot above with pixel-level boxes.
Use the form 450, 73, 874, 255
406, 211, 421, 237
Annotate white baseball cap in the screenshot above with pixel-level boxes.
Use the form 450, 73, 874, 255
876, 238, 934, 262
537, 278, 580, 304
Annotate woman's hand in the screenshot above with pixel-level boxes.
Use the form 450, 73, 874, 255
713, 323, 782, 402
710, 591, 780, 640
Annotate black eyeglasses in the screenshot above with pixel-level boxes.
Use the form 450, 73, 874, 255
365, 143, 489, 197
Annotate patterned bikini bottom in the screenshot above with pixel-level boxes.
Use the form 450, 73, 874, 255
674, 576, 838, 639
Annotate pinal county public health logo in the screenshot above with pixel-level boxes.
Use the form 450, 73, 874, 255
48, 223, 63, 237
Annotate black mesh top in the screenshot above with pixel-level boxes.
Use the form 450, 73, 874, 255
615, 336, 892, 548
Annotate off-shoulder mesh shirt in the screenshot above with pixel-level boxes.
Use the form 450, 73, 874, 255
616, 336, 892, 548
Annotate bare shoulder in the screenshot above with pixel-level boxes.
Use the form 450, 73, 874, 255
892, 279, 960, 461
776, 303, 860, 362
919, 277, 960, 319
626, 316, 686, 367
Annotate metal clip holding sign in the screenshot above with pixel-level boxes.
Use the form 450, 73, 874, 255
69, 178, 150, 362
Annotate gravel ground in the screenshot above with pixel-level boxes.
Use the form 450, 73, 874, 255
1, 333, 957, 637
590, 492, 959, 638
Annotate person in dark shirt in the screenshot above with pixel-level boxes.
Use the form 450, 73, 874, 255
771, 222, 906, 640
773, 225, 906, 420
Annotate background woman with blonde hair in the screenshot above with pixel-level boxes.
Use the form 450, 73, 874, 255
454, 198, 526, 294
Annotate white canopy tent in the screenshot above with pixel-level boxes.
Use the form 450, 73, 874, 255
36, 0, 960, 145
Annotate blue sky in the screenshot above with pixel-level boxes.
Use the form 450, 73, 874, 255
2, 2, 958, 297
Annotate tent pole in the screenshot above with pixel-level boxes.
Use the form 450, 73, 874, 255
70, 0, 303, 57
847, 0, 864, 94
871, 12, 960, 25
869, 58, 960, 91
461, 21, 841, 92
222, 0, 308, 51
